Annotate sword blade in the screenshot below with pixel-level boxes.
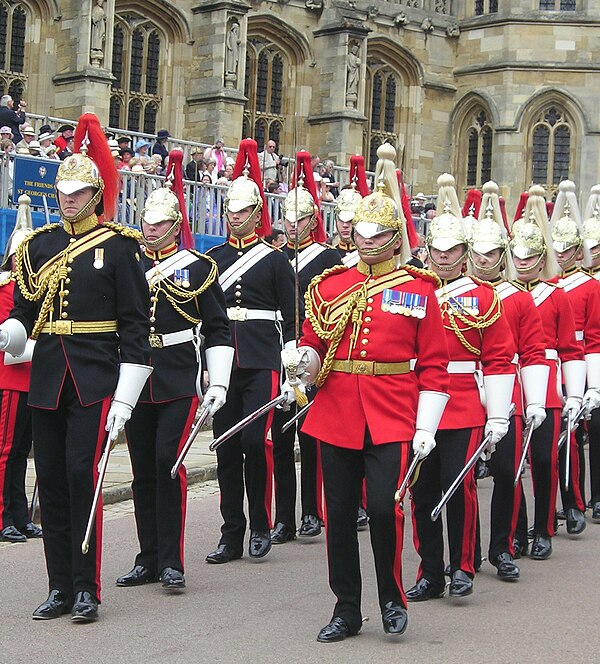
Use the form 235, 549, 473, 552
514, 418, 535, 487
281, 400, 313, 434
564, 410, 573, 491
209, 395, 287, 452
82, 438, 112, 554
395, 453, 420, 504
170, 406, 212, 479
557, 405, 586, 450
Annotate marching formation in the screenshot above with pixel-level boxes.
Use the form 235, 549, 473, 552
0, 113, 599, 643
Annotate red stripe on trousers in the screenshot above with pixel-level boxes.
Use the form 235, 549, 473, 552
93, 396, 112, 602
263, 371, 279, 529
394, 443, 409, 606
459, 427, 482, 575
0, 391, 20, 528
509, 417, 524, 556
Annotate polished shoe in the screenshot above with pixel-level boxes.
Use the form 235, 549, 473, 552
512, 538, 528, 560
556, 508, 566, 521
271, 522, 296, 544
249, 531, 272, 558
71, 591, 98, 623
592, 502, 600, 523
527, 526, 535, 539
356, 507, 369, 531
530, 534, 552, 560
382, 602, 408, 635
566, 508, 586, 535
205, 544, 242, 564
406, 578, 445, 602
298, 514, 321, 537
32, 590, 72, 620
316, 616, 358, 643
116, 565, 157, 587
160, 567, 185, 590
19, 522, 43, 538
492, 552, 520, 581
0, 525, 27, 542
449, 570, 473, 598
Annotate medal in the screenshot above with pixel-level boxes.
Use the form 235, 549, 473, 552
93, 248, 104, 269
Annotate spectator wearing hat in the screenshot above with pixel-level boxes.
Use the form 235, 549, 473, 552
152, 129, 170, 167
185, 147, 204, 181
15, 125, 36, 153
0, 95, 26, 144
117, 136, 131, 150
204, 157, 218, 184
38, 131, 55, 151
27, 141, 43, 158
203, 138, 227, 171
120, 147, 134, 170
54, 124, 74, 153
135, 139, 151, 158
0, 126, 13, 141
44, 144, 60, 161
58, 136, 74, 161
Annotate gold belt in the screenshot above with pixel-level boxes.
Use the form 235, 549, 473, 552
331, 359, 411, 376
40, 320, 118, 335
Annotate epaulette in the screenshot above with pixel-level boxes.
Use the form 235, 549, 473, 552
259, 238, 279, 252
403, 264, 441, 288
308, 263, 348, 287
102, 221, 144, 242
26, 223, 62, 241
471, 275, 496, 291
189, 248, 218, 273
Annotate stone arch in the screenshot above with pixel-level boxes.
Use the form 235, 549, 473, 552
246, 14, 313, 68
116, 0, 191, 44
365, 37, 424, 88
515, 87, 586, 137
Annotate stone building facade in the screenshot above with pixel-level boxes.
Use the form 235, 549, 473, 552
3, 0, 600, 209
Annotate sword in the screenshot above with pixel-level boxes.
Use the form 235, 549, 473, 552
209, 395, 287, 451
395, 453, 421, 504
82, 437, 112, 554
564, 410, 573, 491
431, 404, 516, 522
170, 406, 212, 479
42, 195, 50, 225
29, 478, 39, 522
557, 404, 586, 450
514, 417, 535, 487
281, 400, 313, 434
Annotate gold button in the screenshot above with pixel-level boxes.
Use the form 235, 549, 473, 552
151, 296, 158, 302
364, 316, 372, 323
67, 267, 72, 273
67, 258, 74, 264
150, 316, 156, 323
69, 238, 76, 243
238, 251, 243, 256
61, 312, 68, 319
361, 338, 368, 345
62, 300, 69, 307
360, 350, 367, 357
236, 277, 242, 282
63, 290, 69, 296
367, 298, 373, 304
366, 306, 372, 312
363, 328, 370, 334
150, 327, 155, 333
65, 278, 71, 284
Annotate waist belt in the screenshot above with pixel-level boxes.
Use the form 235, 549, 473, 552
227, 307, 278, 322
447, 361, 479, 374
149, 329, 194, 349
546, 349, 558, 360
331, 359, 412, 376
40, 320, 118, 335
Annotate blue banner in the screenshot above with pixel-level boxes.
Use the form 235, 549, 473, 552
12, 155, 60, 208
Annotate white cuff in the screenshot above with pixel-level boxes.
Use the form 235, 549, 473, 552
112, 363, 153, 409
484, 373, 515, 420
415, 391, 450, 435
520, 364, 549, 408
562, 359, 587, 400
205, 345, 234, 390
585, 353, 600, 390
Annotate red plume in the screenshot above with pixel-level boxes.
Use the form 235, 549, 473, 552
166, 149, 194, 250
513, 192, 529, 223
546, 201, 554, 219
231, 138, 271, 237
73, 113, 119, 222
498, 196, 510, 234
461, 189, 482, 219
349, 155, 370, 196
396, 170, 419, 249
292, 151, 326, 243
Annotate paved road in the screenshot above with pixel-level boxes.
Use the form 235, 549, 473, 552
1, 475, 599, 664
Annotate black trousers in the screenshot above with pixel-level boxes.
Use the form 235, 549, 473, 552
33, 374, 110, 601
320, 433, 408, 634
212, 368, 278, 549
272, 388, 322, 530
584, 407, 600, 503
0, 390, 32, 529
126, 397, 198, 574
559, 416, 585, 512
529, 408, 560, 537
410, 427, 481, 587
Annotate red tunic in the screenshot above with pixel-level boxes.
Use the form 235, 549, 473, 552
435, 276, 515, 430
495, 281, 547, 417
301, 263, 449, 449
527, 281, 584, 409
0, 276, 30, 392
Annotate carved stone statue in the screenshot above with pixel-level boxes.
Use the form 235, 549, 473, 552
346, 43, 361, 108
224, 20, 241, 88
90, 0, 106, 67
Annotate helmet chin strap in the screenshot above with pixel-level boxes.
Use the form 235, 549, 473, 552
469, 248, 505, 276
513, 250, 545, 274
426, 246, 467, 272
142, 218, 182, 249
556, 243, 580, 271
285, 214, 315, 244
353, 230, 400, 257
226, 205, 260, 237
59, 187, 103, 225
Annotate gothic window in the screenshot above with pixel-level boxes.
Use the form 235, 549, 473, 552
475, 0, 498, 14
539, 0, 576, 8
365, 64, 400, 171
110, 16, 163, 133
530, 105, 572, 186
465, 108, 493, 187
244, 39, 287, 151
434, 0, 448, 14
0, 1, 27, 103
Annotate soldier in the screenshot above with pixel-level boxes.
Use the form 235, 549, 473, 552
0, 195, 41, 543
581, 186, 600, 521
281, 143, 450, 642
115, 150, 233, 591
0, 113, 152, 622
205, 139, 296, 564
270, 152, 342, 544
407, 173, 515, 602
510, 185, 585, 560
549, 180, 600, 533
468, 181, 548, 581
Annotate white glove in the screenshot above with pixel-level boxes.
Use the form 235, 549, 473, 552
281, 346, 321, 387
201, 345, 234, 398
106, 401, 132, 444
0, 329, 7, 350
412, 430, 436, 460
202, 385, 227, 415
483, 417, 509, 458
281, 379, 305, 406
525, 404, 547, 430
562, 396, 582, 420
582, 388, 600, 417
